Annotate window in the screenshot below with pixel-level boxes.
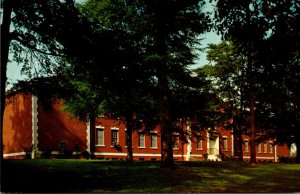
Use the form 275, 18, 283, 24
197, 136, 203, 150
96, 127, 104, 146
244, 140, 249, 152
269, 142, 273, 153
257, 143, 261, 153
151, 133, 157, 148
223, 136, 228, 151
138, 132, 145, 148
263, 142, 267, 153
173, 134, 179, 149
111, 128, 119, 146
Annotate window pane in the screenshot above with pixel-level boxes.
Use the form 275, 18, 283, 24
111, 130, 118, 145
197, 136, 202, 150
270, 143, 273, 153
263, 142, 267, 153
257, 143, 261, 153
223, 137, 228, 151
151, 134, 157, 148
173, 135, 179, 148
97, 128, 104, 145
244, 141, 249, 152
139, 133, 145, 147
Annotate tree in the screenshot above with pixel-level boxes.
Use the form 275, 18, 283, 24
214, 0, 272, 164
197, 40, 248, 161
71, 0, 211, 167
1, 0, 84, 160
132, 0, 210, 167
254, 0, 300, 162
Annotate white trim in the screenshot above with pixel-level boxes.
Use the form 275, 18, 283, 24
134, 153, 161, 157
186, 120, 191, 161
4, 152, 27, 157
111, 127, 119, 130
31, 95, 39, 159
243, 156, 275, 160
190, 154, 204, 157
95, 152, 127, 156
94, 152, 190, 158
207, 131, 209, 150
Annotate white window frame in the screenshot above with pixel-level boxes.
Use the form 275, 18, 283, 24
96, 126, 105, 146
269, 141, 273, 153
223, 136, 228, 151
257, 143, 261, 153
138, 130, 145, 148
244, 140, 249, 152
111, 127, 119, 147
263, 141, 267, 153
197, 136, 203, 150
150, 131, 158, 149
173, 133, 179, 150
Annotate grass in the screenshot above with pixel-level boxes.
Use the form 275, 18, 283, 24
2, 159, 300, 193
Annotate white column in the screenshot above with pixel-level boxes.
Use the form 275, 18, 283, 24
31, 95, 39, 159
207, 131, 210, 153
185, 120, 191, 161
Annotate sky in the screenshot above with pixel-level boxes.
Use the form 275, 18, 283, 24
5, 0, 221, 88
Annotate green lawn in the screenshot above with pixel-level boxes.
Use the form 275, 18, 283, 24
2, 159, 300, 193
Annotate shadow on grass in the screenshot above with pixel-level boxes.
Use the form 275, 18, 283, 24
2, 160, 300, 193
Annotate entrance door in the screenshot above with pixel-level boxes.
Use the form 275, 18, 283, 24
209, 138, 215, 155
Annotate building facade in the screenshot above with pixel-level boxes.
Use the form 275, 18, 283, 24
3, 92, 290, 161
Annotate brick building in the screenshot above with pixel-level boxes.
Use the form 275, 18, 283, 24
3, 91, 290, 161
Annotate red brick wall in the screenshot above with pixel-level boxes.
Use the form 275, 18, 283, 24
3, 93, 33, 159
277, 144, 290, 157
190, 130, 207, 160
219, 128, 234, 157
37, 99, 87, 153
3, 92, 291, 162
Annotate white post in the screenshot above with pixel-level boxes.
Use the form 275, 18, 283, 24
185, 120, 191, 161
86, 120, 91, 153
31, 95, 39, 159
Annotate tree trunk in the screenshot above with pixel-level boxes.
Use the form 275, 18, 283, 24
125, 116, 134, 163
1, 0, 13, 161
89, 115, 96, 159
235, 116, 244, 162
249, 61, 256, 165
159, 74, 174, 168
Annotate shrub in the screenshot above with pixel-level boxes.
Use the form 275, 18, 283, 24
58, 141, 73, 159
24, 146, 33, 159
202, 153, 208, 161
42, 149, 52, 159
81, 151, 90, 159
